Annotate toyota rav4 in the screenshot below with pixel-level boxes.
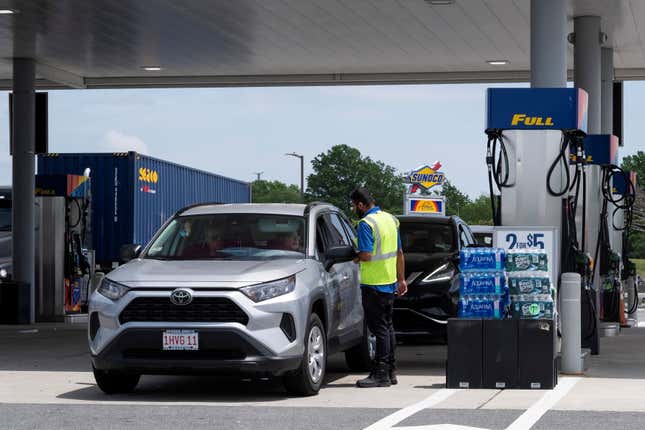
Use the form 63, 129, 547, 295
89, 203, 374, 396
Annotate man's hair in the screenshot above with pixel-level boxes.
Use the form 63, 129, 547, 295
350, 187, 375, 206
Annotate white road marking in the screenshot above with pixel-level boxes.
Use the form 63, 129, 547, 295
505, 377, 581, 430
395, 426, 489, 430
363, 389, 458, 430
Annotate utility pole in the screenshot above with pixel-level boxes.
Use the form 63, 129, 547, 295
253, 172, 263, 181
285, 152, 304, 200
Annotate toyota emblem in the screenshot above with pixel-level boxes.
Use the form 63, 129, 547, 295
170, 288, 193, 306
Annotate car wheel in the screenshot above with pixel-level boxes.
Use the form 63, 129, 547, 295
93, 365, 140, 394
283, 313, 326, 396
344, 323, 376, 372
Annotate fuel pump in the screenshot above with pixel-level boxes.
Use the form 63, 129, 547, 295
610, 169, 638, 323
485, 88, 598, 353
35, 174, 94, 321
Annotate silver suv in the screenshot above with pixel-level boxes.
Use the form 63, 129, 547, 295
89, 203, 373, 396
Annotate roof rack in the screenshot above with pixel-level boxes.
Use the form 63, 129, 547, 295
304, 201, 329, 216
176, 201, 223, 216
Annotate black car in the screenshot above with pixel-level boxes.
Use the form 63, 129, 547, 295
394, 215, 476, 338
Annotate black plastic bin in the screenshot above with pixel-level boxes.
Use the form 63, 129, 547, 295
518, 319, 557, 389
0, 281, 31, 324
483, 319, 518, 389
447, 318, 483, 389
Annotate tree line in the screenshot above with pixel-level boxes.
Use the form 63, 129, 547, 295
252, 144, 492, 224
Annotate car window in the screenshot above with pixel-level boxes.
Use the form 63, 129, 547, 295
458, 225, 470, 248
338, 213, 357, 244
316, 216, 333, 255
326, 213, 350, 246
145, 213, 305, 260
463, 225, 476, 245
400, 222, 456, 253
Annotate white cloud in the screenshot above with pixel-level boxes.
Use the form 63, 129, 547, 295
100, 130, 149, 154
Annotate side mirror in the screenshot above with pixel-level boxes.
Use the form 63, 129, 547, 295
325, 245, 356, 270
119, 244, 142, 263
449, 252, 460, 266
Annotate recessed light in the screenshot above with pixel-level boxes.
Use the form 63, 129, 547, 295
487, 60, 509, 65
426, 0, 454, 5
142, 66, 163, 71
0, 9, 17, 14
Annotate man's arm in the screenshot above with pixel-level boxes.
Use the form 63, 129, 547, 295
354, 221, 374, 263
395, 229, 407, 295
396, 249, 407, 295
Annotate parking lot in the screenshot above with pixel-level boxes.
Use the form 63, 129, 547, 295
1, 310, 645, 430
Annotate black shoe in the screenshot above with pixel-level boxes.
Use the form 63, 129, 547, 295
356, 363, 391, 388
389, 368, 398, 385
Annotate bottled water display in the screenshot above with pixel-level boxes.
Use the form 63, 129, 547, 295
458, 295, 504, 319
459, 248, 505, 271
458, 248, 507, 319
507, 273, 551, 295
457, 247, 555, 321
505, 249, 548, 272
460, 271, 506, 295
510, 294, 554, 319
506, 250, 554, 320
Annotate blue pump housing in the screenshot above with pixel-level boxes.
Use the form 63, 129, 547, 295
581, 135, 619, 166
613, 170, 636, 196
486, 88, 588, 132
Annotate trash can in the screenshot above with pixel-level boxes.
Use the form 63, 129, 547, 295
446, 318, 483, 389
0, 281, 31, 324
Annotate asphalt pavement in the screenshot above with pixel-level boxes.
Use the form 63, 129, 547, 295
1, 309, 645, 430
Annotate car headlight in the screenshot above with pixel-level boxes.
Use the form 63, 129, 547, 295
97, 278, 130, 300
0, 269, 7, 279
421, 264, 455, 284
241, 276, 296, 303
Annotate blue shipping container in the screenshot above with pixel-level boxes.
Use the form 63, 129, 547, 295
37, 152, 251, 265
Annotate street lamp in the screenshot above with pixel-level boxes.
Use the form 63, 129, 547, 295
285, 152, 304, 200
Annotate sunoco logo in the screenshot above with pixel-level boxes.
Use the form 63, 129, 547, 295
404, 162, 446, 192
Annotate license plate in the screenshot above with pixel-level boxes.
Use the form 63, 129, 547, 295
162, 330, 199, 351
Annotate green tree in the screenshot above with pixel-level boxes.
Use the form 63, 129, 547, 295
306, 145, 405, 216
621, 151, 645, 258
252, 180, 302, 203
460, 195, 493, 225
442, 181, 469, 217
621, 151, 645, 187
439, 181, 492, 225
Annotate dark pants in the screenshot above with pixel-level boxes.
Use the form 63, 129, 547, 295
361, 287, 396, 367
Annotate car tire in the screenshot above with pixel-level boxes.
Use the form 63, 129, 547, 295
344, 324, 375, 372
93, 365, 140, 394
283, 313, 326, 397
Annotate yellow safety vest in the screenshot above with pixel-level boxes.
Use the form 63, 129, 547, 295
359, 210, 399, 286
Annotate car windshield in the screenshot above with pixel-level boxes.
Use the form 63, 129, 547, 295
400, 222, 456, 253
145, 213, 306, 260
0, 205, 11, 232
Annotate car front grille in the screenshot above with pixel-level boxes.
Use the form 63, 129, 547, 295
119, 297, 249, 325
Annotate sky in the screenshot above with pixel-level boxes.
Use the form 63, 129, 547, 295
0, 82, 643, 198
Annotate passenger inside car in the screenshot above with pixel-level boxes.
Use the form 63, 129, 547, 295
181, 225, 226, 258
